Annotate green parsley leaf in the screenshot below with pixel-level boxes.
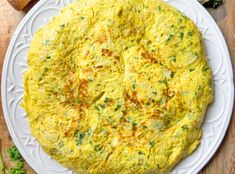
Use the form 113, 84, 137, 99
132, 84, 136, 90
181, 125, 189, 131
169, 56, 176, 62
94, 144, 103, 152
75, 132, 86, 145
166, 33, 174, 42
115, 104, 122, 111
10, 161, 25, 174
149, 141, 155, 148
7, 146, 22, 162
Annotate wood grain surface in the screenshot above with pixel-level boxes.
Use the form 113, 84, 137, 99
0, 0, 234, 173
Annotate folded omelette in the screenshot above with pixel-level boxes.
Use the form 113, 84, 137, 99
23, 0, 213, 173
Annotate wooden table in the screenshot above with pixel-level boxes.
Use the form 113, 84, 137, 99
0, 0, 234, 173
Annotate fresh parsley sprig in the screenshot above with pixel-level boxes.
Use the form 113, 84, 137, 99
7, 146, 25, 174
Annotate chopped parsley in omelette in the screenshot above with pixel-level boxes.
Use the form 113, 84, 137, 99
23, 0, 213, 173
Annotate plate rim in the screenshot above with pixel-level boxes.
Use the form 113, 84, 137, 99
1, 1, 54, 173
186, 0, 234, 173
1, 0, 234, 173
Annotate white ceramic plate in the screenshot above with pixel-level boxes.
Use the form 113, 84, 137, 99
2, 0, 234, 173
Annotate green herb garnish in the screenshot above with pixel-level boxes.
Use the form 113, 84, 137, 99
59, 24, 65, 28
189, 68, 195, 72
156, 99, 163, 105
75, 98, 81, 104
132, 121, 137, 126
166, 33, 174, 42
10, 161, 25, 174
181, 125, 189, 131
115, 104, 122, 111
158, 79, 167, 85
149, 141, 155, 148
132, 84, 136, 90
87, 78, 93, 82
7, 146, 25, 174
180, 32, 184, 40
187, 31, 193, 36
169, 56, 176, 62
42, 40, 50, 45
104, 97, 109, 103
146, 101, 151, 106
94, 144, 103, 152
202, 65, 210, 72
138, 151, 145, 155
94, 105, 100, 111
7, 146, 22, 162
75, 132, 86, 145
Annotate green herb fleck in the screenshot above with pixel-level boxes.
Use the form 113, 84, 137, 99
169, 56, 176, 62
104, 97, 109, 103
75, 132, 86, 145
170, 72, 175, 78
58, 142, 64, 148
75, 98, 81, 104
92, 92, 105, 103
187, 31, 193, 36
146, 101, 151, 106
94, 105, 100, 111
115, 104, 122, 111
46, 56, 51, 60
88, 78, 93, 82
132, 121, 137, 126
81, 16, 85, 20
166, 33, 174, 42
59, 24, 65, 28
94, 144, 103, 152
158, 79, 167, 85
149, 141, 155, 148
180, 32, 184, 40
202, 65, 210, 72
42, 40, 50, 45
100, 104, 105, 109
156, 99, 163, 105
138, 151, 145, 155
189, 68, 195, 72
181, 125, 189, 131
177, 18, 183, 23
117, 8, 123, 16
132, 84, 136, 90
152, 91, 157, 95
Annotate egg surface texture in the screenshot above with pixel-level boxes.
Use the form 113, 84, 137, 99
23, 0, 213, 173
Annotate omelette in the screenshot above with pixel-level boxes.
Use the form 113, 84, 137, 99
23, 0, 213, 173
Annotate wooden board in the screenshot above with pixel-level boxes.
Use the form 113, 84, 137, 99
0, 0, 234, 173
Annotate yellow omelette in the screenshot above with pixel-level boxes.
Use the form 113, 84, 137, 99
23, 0, 213, 173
